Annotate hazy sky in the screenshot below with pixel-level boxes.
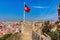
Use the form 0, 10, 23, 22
0, 0, 59, 21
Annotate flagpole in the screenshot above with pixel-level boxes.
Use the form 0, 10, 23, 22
24, 2, 25, 22
21, 2, 25, 33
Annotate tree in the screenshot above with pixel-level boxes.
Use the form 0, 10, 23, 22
48, 31, 59, 40
0, 34, 12, 40
42, 21, 51, 34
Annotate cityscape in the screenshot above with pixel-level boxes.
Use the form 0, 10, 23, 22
0, 4, 59, 40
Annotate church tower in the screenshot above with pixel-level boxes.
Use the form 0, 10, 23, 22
58, 3, 60, 22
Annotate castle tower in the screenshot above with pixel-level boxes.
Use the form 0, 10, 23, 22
58, 3, 60, 22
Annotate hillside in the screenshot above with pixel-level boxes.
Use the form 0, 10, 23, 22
6, 32, 21, 40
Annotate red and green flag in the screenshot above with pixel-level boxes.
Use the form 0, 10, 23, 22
25, 4, 30, 12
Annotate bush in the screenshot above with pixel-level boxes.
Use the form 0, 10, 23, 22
0, 34, 12, 40
42, 26, 51, 34
42, 21, 52, 34
48, 31, 59, 40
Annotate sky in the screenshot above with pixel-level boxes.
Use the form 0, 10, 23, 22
0, 0, 59, 21
0, 0, 24, 21
25, 0, 59, 21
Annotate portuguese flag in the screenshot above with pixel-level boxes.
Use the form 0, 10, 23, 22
25, 4, 30, 12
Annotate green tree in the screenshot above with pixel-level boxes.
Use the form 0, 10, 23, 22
42, 21, 51, 34
0, 34, 12, 40
48, 31, 59, 40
